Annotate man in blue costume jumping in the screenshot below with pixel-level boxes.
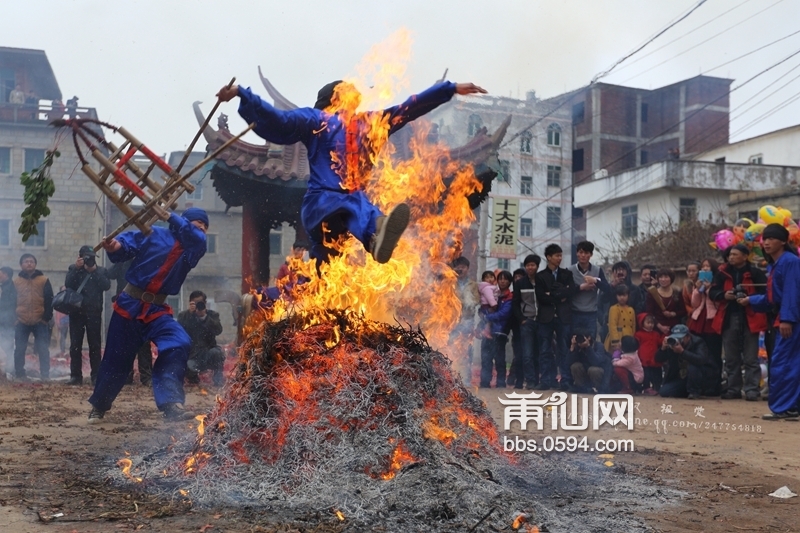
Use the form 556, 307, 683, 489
217, 78, 486, 266
87, 208, 209, 423
739, 223, 800, 420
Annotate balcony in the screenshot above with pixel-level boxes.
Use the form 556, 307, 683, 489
0, 102, 98, 125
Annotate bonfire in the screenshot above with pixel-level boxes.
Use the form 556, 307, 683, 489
118, 30, 540, 531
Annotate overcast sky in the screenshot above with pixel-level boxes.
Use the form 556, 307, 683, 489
6, 0, 800, 154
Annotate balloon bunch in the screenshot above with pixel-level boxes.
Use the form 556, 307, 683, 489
710, 205, 800, 263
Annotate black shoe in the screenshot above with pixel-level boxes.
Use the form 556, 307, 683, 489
66, 377, 82, 386
535, 384, 553, 391
513, 382, 524, 389
762, 410, 800, 421
687, 392, 701, 400
745, 392, 760, 402
88, 407, 106, 424
162, 403, 195, 421
496, 382, 507, 388
720, 391, 740, 400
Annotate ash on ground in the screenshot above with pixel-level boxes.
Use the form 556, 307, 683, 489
118, 311, 676, 532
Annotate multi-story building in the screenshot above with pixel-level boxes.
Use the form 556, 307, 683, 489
0, 47, 106, 295
548, 75, 733, 253
429, 91, 573, 271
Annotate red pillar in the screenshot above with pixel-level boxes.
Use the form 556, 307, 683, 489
241, 199, 260, 293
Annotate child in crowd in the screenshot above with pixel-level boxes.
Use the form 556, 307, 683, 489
477, 270, 498, 339
635, 313, 663, 395
612, 336, 644, 394
605, 284, 635, 352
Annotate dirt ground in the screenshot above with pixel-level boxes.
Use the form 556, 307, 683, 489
0, 356, 798, 532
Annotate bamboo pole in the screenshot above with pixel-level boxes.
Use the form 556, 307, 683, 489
175, 76, 236, 174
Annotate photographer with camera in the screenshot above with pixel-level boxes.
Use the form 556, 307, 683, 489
708, 244, 767, 401
567, 329, 612, 393
177, 290, 224, 387
65, 245, 111, 385
655, 324, 718, 399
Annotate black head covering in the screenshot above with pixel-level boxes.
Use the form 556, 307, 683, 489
730, 243, 750, 256
762, 223, 789, 242
314, 80, 343, 110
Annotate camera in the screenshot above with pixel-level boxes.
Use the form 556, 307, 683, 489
194, 300, 206, 311
734, 284, 748, 300
82, 255, 96, 268
573, 334, 586, 344
666, 337, 678, 347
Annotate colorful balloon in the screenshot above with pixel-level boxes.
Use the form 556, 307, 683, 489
759, 205, 784, 225
733, 218, 754, 237
714, 229, 736, 250
744, 223, 766, 243
777, 207, 793, 226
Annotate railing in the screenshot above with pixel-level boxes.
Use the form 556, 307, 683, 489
0, 102, 98, 124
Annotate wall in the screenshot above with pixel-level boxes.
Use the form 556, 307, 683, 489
693, 125, 800, 166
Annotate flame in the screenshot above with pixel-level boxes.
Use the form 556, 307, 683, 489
116, 457, 142, 482
379, 440, 416, 480
250, 28, 482, 354
195, 415, 206, 438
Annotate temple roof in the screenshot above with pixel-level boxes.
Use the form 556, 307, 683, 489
195, 72, 510, 185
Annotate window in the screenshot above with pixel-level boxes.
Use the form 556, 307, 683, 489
640, 150, 649, 165
520, 131, 532, 154
547, 165, 561, 187
467, 114, 483, 137
269, 232, 282, 255
206, 234, 217, 254
749, 154, 763, 165
641, 103, 649, 123
520, 176, 532, 196
167, 295, 181, 313
621, 205, 638, 238
679, 198, 697, 224
185, 180, 203, 200
572, 149, 584, 172
24, 221, 45, 247
546, 124, 561, 146
738, 210, 758, 222
0, 219, 8, 246
497, 159, 510, 183
24, 149, 45, 172
572, 102, 585, 124
497, 258, 510, 270
546, 206, 561, 229
520, 217, 532, 237
0, 147, 10, 174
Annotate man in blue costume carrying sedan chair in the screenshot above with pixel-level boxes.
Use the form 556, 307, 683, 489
215, 78, 487, 268
87, 208, 209, 423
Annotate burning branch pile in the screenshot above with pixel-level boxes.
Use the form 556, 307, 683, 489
133, 310, 537, 530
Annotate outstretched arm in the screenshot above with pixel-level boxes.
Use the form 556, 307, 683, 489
217, 84, 320, 145
384, 81, 487, 135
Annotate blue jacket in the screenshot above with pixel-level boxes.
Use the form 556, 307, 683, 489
236, 82, 457, 233
485, 291, 513, 336
108, 213, 206, 322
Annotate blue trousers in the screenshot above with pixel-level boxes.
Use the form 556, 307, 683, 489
14, 322, 50, 379
89, 311, 191, 412
518, 319, 539, 387
538, 318, 570, 388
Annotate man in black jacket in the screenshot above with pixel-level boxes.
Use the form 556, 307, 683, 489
65, 245, 111, 385
656, 324, 718, 399
0, 266, 16, 380
512, 254, 540, 389
535, 244, 577, 390
177, 291, 225, 386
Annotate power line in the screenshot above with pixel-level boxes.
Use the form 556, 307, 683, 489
703, 28, 800, 75
609, 0, 756, 74
618, 0, 786, 84
593, 0, 710, 83
497, 0, 709, 152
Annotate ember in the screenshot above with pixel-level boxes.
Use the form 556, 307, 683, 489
133, 310, 537, 529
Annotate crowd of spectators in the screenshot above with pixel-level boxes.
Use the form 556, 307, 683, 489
455, 226, 800, 420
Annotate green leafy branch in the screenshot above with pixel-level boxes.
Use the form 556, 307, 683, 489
19, 150, 59, 242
